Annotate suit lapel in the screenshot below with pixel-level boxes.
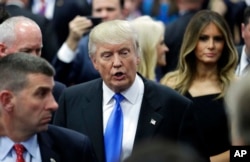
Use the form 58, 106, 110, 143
134, 78, 164, 143
81, 79, 106, 162
38, 132, 60, 162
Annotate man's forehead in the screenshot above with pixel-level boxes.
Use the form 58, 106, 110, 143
97, 41, 134, 50
26, 74, 54, 87
93, 0, 120, 7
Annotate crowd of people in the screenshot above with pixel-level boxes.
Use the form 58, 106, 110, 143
0, 0, 250, 162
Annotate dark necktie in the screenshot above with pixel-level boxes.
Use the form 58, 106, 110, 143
39, 0, 46, 15
104, 93, 124, 162
13, 144, 25, 162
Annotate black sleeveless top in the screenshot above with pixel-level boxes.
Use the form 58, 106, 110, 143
185, 92, 230, 156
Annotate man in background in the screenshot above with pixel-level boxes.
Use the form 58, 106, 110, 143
236, 6, 250, 77
5, 0, 59, 63
0, 16, 65, 103
0, 16, 66, 124
29, 0, 92, 46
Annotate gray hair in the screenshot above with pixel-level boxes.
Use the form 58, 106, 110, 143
88, 20, 140, 57
0, 52, 55, 92
0, 16, 40, 47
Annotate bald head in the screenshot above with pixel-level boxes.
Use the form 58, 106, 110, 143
0, 16, 43, 58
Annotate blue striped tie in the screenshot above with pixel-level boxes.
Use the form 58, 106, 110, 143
104, 93, 124, 162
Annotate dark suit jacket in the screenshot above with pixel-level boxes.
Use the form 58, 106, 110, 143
5, 4, 59, 63
51, 81, 66, 123
224, 0, 246, 45
162, 10, 199, 74
38, 124, 96, 162
53, 34, 100, 86
54, 76, 207, 162
53, 81, 66, 103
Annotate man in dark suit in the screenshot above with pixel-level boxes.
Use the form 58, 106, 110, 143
28, 0, 92, 46
54, 20, 207, 162
5, 0, 59, 63
161, 0, 203, 75
0, 53, 96, 162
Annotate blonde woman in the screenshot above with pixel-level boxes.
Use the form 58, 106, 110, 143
130, 16, 169, 81
161, 10, 238, 162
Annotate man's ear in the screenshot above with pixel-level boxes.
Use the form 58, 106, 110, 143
0, 43, 7, 58
90, 55, 99, 71
0, 90, 14, 112
136, 55, 140, 65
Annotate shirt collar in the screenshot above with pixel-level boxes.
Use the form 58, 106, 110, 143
103, 74, 144, 105
0, 137, 13, 160
22, 135, 39, 158
240, 45, 249, 71
0, 135, 38, 160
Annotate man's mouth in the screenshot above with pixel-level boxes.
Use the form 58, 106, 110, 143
114, 72, 124, 76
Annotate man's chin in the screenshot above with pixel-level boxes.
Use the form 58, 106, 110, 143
37, 124, 49, 132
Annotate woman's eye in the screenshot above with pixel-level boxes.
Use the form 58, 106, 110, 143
214, 36, 224, 42
199, 35, 208, 41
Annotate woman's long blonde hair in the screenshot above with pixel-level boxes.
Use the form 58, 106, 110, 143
161, 10, 238, 98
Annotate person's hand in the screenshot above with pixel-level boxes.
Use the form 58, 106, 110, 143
66, 15, 93, 51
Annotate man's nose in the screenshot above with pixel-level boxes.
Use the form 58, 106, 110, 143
113, 54, 122, 67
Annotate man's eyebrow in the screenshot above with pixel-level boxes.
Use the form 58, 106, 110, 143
35, 86, 53, 92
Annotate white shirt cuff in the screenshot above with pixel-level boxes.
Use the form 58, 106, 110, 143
57, 43, 77, 63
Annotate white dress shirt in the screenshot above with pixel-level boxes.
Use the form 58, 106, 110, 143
0, 135, 42, 162
57, 43, 76, 63
103, 74, 144, 161
236, 45, 250, 77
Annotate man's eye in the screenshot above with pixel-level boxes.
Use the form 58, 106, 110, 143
35, 89, 49, 98
120, 49, 129, 56
101, 52, 112, 59
121, 51, 128, 55
21, 49, 32, 53
103, 54, 111, 58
